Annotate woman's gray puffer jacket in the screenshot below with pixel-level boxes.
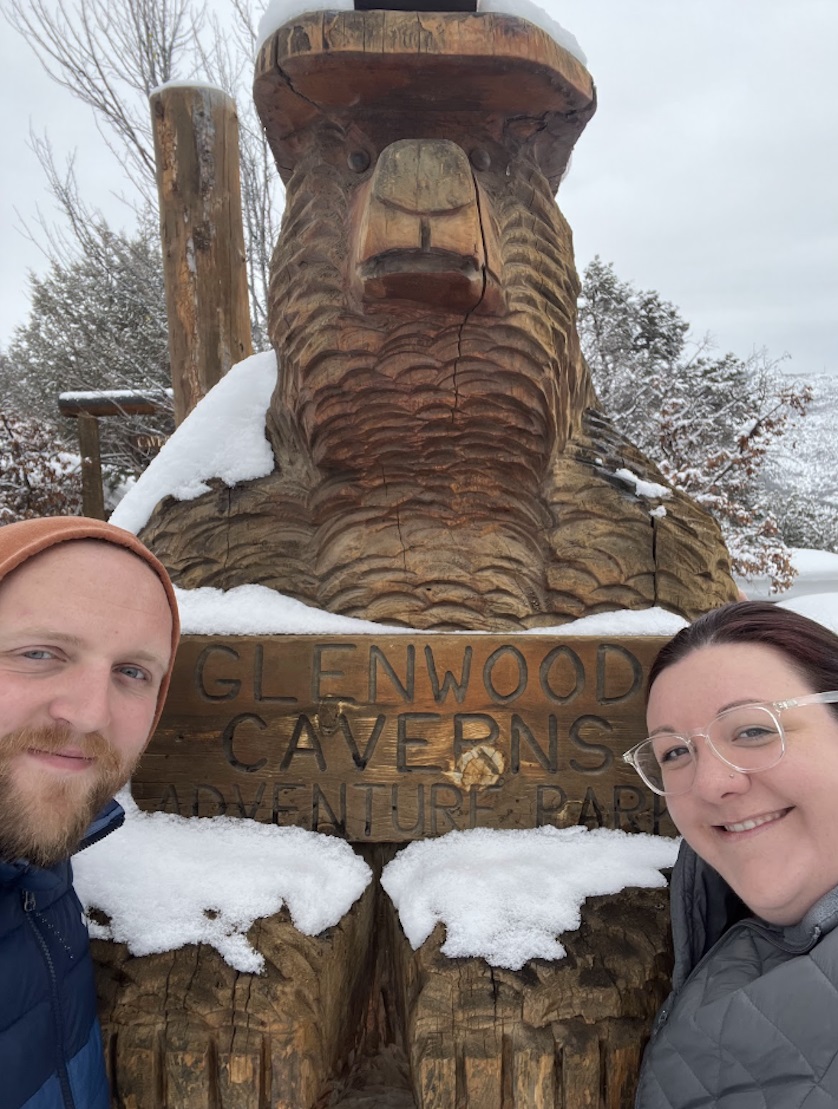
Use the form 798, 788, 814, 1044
635, 839, 838, 1108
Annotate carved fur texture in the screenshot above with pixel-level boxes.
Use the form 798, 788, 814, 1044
142, 83, 737, 629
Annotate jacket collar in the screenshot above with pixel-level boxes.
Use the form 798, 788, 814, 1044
779, 886, 838, 949
669, 841, 748, 991
79, 797, 125, 851
671, 840, 838, 987
0, 798, 125, 892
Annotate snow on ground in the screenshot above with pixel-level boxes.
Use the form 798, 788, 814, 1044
73, 791, 372, 973
255, 0, 587, 63
738, 547, 838, 603
777, 592, 838, 636
381, 826, 678, 969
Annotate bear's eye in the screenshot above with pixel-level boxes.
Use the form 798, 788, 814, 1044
347, 150, 371, 173
469, 147, 491, 172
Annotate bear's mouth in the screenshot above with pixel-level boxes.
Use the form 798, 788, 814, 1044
358, 250, 486, 312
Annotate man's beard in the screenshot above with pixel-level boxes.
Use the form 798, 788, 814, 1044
0, 724, 132, 868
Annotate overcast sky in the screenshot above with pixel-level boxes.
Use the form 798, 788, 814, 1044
1, 0, 836, 381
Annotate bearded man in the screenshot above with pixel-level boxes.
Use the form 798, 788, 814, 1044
0, 517, 179, 1109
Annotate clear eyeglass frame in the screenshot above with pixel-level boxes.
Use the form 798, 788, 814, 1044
622, 690, 838, 797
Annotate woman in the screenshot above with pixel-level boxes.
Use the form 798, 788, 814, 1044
623, 600, 838, 1108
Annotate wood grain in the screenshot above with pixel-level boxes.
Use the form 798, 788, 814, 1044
390, 883, 672, 1108
132, 634, 676, 841
254, 10, 594, 190
151, 85, 252, 423
94, 860, 671, 1108
143, 11, 737, 624
95, 886, 376, 1108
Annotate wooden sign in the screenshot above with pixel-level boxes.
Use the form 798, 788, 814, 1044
135, 634, 673, 841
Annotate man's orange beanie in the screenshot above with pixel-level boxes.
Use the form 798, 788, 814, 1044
0, 517, 180, 735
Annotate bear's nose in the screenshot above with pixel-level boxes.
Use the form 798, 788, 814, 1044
371, 139, 477, 219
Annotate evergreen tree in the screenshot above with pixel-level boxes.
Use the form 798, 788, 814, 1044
3, 214, 173, 476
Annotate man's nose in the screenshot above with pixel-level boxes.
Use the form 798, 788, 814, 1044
48, 665, 112, 735
690, 737, 750, 800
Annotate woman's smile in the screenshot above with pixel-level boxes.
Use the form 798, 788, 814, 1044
714, 807, 793, 836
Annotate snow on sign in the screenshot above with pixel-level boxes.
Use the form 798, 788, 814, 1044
132, 633, 674, 840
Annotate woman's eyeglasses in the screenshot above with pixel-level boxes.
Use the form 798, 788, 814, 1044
623, 691, 838, 797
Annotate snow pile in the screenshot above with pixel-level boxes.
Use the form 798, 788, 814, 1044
73, 794, 372, 973
381, 826, 678, 969
173, 581, 688, 637
524, 607, 686, 638
613, 467, 671, 501
59, 387, 173, 404
175, 582, 409, 635
255, 0, 586, 64
110, 351, 277, 535
150, 79, 227, 97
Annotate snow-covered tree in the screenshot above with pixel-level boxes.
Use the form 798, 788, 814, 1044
763, 374, 838, 553
2, 0, 277, 508
2, 212, 173, 476
579, 257, 811, 591
0, 406, 83, 522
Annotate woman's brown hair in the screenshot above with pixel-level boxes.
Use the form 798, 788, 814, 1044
648, 601, 838, 716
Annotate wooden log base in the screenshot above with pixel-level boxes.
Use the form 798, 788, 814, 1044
93, 885, 376, 1109
390, 884, 672, 1108
93, 872, 670, 1107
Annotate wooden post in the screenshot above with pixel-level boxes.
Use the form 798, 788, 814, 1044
150, 85, 253, 425
76, 412, 105, 520
58, 390, 173, 519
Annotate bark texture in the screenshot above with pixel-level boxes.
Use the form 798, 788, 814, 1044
93, 872, 670, 1107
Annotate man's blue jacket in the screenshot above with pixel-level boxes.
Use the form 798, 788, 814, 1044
0, 800, 123, 1109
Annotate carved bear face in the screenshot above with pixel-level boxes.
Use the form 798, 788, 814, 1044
268, 114, 592, 485
258, 11, 597, 484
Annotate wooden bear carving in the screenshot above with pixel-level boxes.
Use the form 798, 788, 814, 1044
110, 11, 735, 1107
140, 9, 738, 629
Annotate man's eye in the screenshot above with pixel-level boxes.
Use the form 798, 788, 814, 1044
116, 665, 150, 682
22, 649, 56, 661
